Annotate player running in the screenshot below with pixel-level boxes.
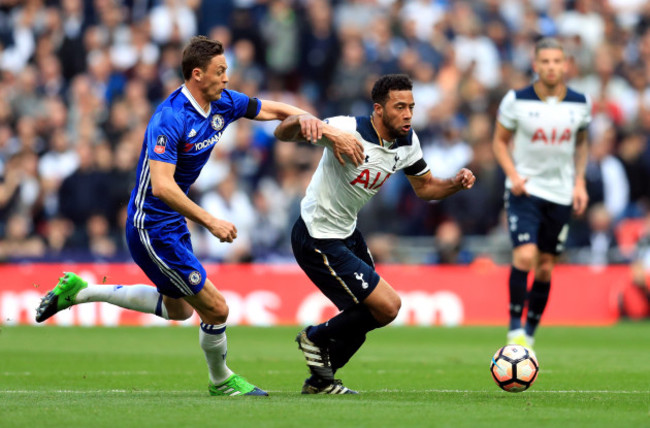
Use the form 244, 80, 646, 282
274, 74, 476, 394
35, 36, 364, 397
492, 38, 591, 350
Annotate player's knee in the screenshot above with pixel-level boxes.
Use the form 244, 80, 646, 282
375, 295, 401, 326
203, 299, 229, 324
514, 255, 535, 271
513, 245, 537, 271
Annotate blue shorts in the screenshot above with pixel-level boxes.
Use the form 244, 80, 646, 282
126, 220, 206, 298
291, 216, 380, 311
505, 190, 572, 255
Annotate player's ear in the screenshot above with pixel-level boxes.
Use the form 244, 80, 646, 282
193, 67, 203, 82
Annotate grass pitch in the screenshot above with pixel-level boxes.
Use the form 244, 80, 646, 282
0, 324, 648, 428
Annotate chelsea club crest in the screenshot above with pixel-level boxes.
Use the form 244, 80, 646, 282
211, 114, 224, 131
189, 271, 202, 286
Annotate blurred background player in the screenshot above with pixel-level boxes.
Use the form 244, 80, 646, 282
274, 74, 475, 394
492, 38, 591, 349
35, 36, 363, 397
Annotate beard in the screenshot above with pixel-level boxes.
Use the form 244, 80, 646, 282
381, 115, 407, 139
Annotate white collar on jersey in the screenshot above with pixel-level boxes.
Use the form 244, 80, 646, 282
181, 84, 211, 118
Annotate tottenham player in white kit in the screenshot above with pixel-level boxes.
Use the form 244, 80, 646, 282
493, 38, 590, 350
275, 74, 476, 394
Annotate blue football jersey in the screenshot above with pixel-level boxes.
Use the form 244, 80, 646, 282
127, 85, 261, 229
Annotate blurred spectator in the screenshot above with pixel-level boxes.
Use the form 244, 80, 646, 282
0, 3, 36, 74
110, 22, 159, 72
42, 215, 74, 255
298, 0, 340, 106
556, 0, 605, 51
199, 170, 256, 262
260, 0, 299, 88
422, 119, 473, 180
328, 37, 373, 116
58, 142, 112, 246
451, 5, 501, 89
58, 0, 88, 81
38, 128, 79, 217
86, 212, 117, 259
249, 187, 290, 262
572, 203, 623, 266
570, 44, 638, 124
429, 220, 474, 265
0, 213, 46, 260
585, 126, 630, 221
10, 65, 45, 119
149, 0, 197, 45
366, 233, 398, 264
617, 129, 650, 216
0, 1, 648, 264
0, 150, 41, 222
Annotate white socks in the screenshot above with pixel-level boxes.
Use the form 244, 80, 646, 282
199, 323, 233, 385
76, 284, 169, 319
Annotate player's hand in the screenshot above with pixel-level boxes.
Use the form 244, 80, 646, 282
329, 131, 364, 167
510, 175, 529, 196
572, 182, 589, 217
298, 115, 323, 143
455, 168, 476, 189
209, 219, 238, 243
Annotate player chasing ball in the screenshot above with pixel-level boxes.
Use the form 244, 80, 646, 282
274, 74, 476, 394
35, 36, 363, 397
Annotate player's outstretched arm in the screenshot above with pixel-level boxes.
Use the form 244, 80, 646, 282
407, 168, 475, 201
254, 99, 309, 121
274, 114, 364, 166
149, 160, 237, 243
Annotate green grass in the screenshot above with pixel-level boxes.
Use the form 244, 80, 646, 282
0, 324, 648, 427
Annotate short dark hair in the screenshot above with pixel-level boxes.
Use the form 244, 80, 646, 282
181, 36, 225, 80
371, 74, 413, 105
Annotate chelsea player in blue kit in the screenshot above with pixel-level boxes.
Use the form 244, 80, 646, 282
35, 36, 364, 396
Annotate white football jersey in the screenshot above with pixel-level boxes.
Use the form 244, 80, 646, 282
497, 85, 591, 205
301, 115, 430, 239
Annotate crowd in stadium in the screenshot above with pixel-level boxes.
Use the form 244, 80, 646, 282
0, 0, 649, 268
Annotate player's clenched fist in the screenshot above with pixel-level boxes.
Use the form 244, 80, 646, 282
209, 219, 238, 243
455, 168, 476, 190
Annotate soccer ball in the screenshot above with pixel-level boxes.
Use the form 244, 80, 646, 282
490, 345, 539, 392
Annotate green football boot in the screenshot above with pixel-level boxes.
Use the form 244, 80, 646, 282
35, 272, 88, 323
208, 374, 269, 396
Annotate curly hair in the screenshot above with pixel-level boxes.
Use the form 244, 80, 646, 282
371, 74, 413, 106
